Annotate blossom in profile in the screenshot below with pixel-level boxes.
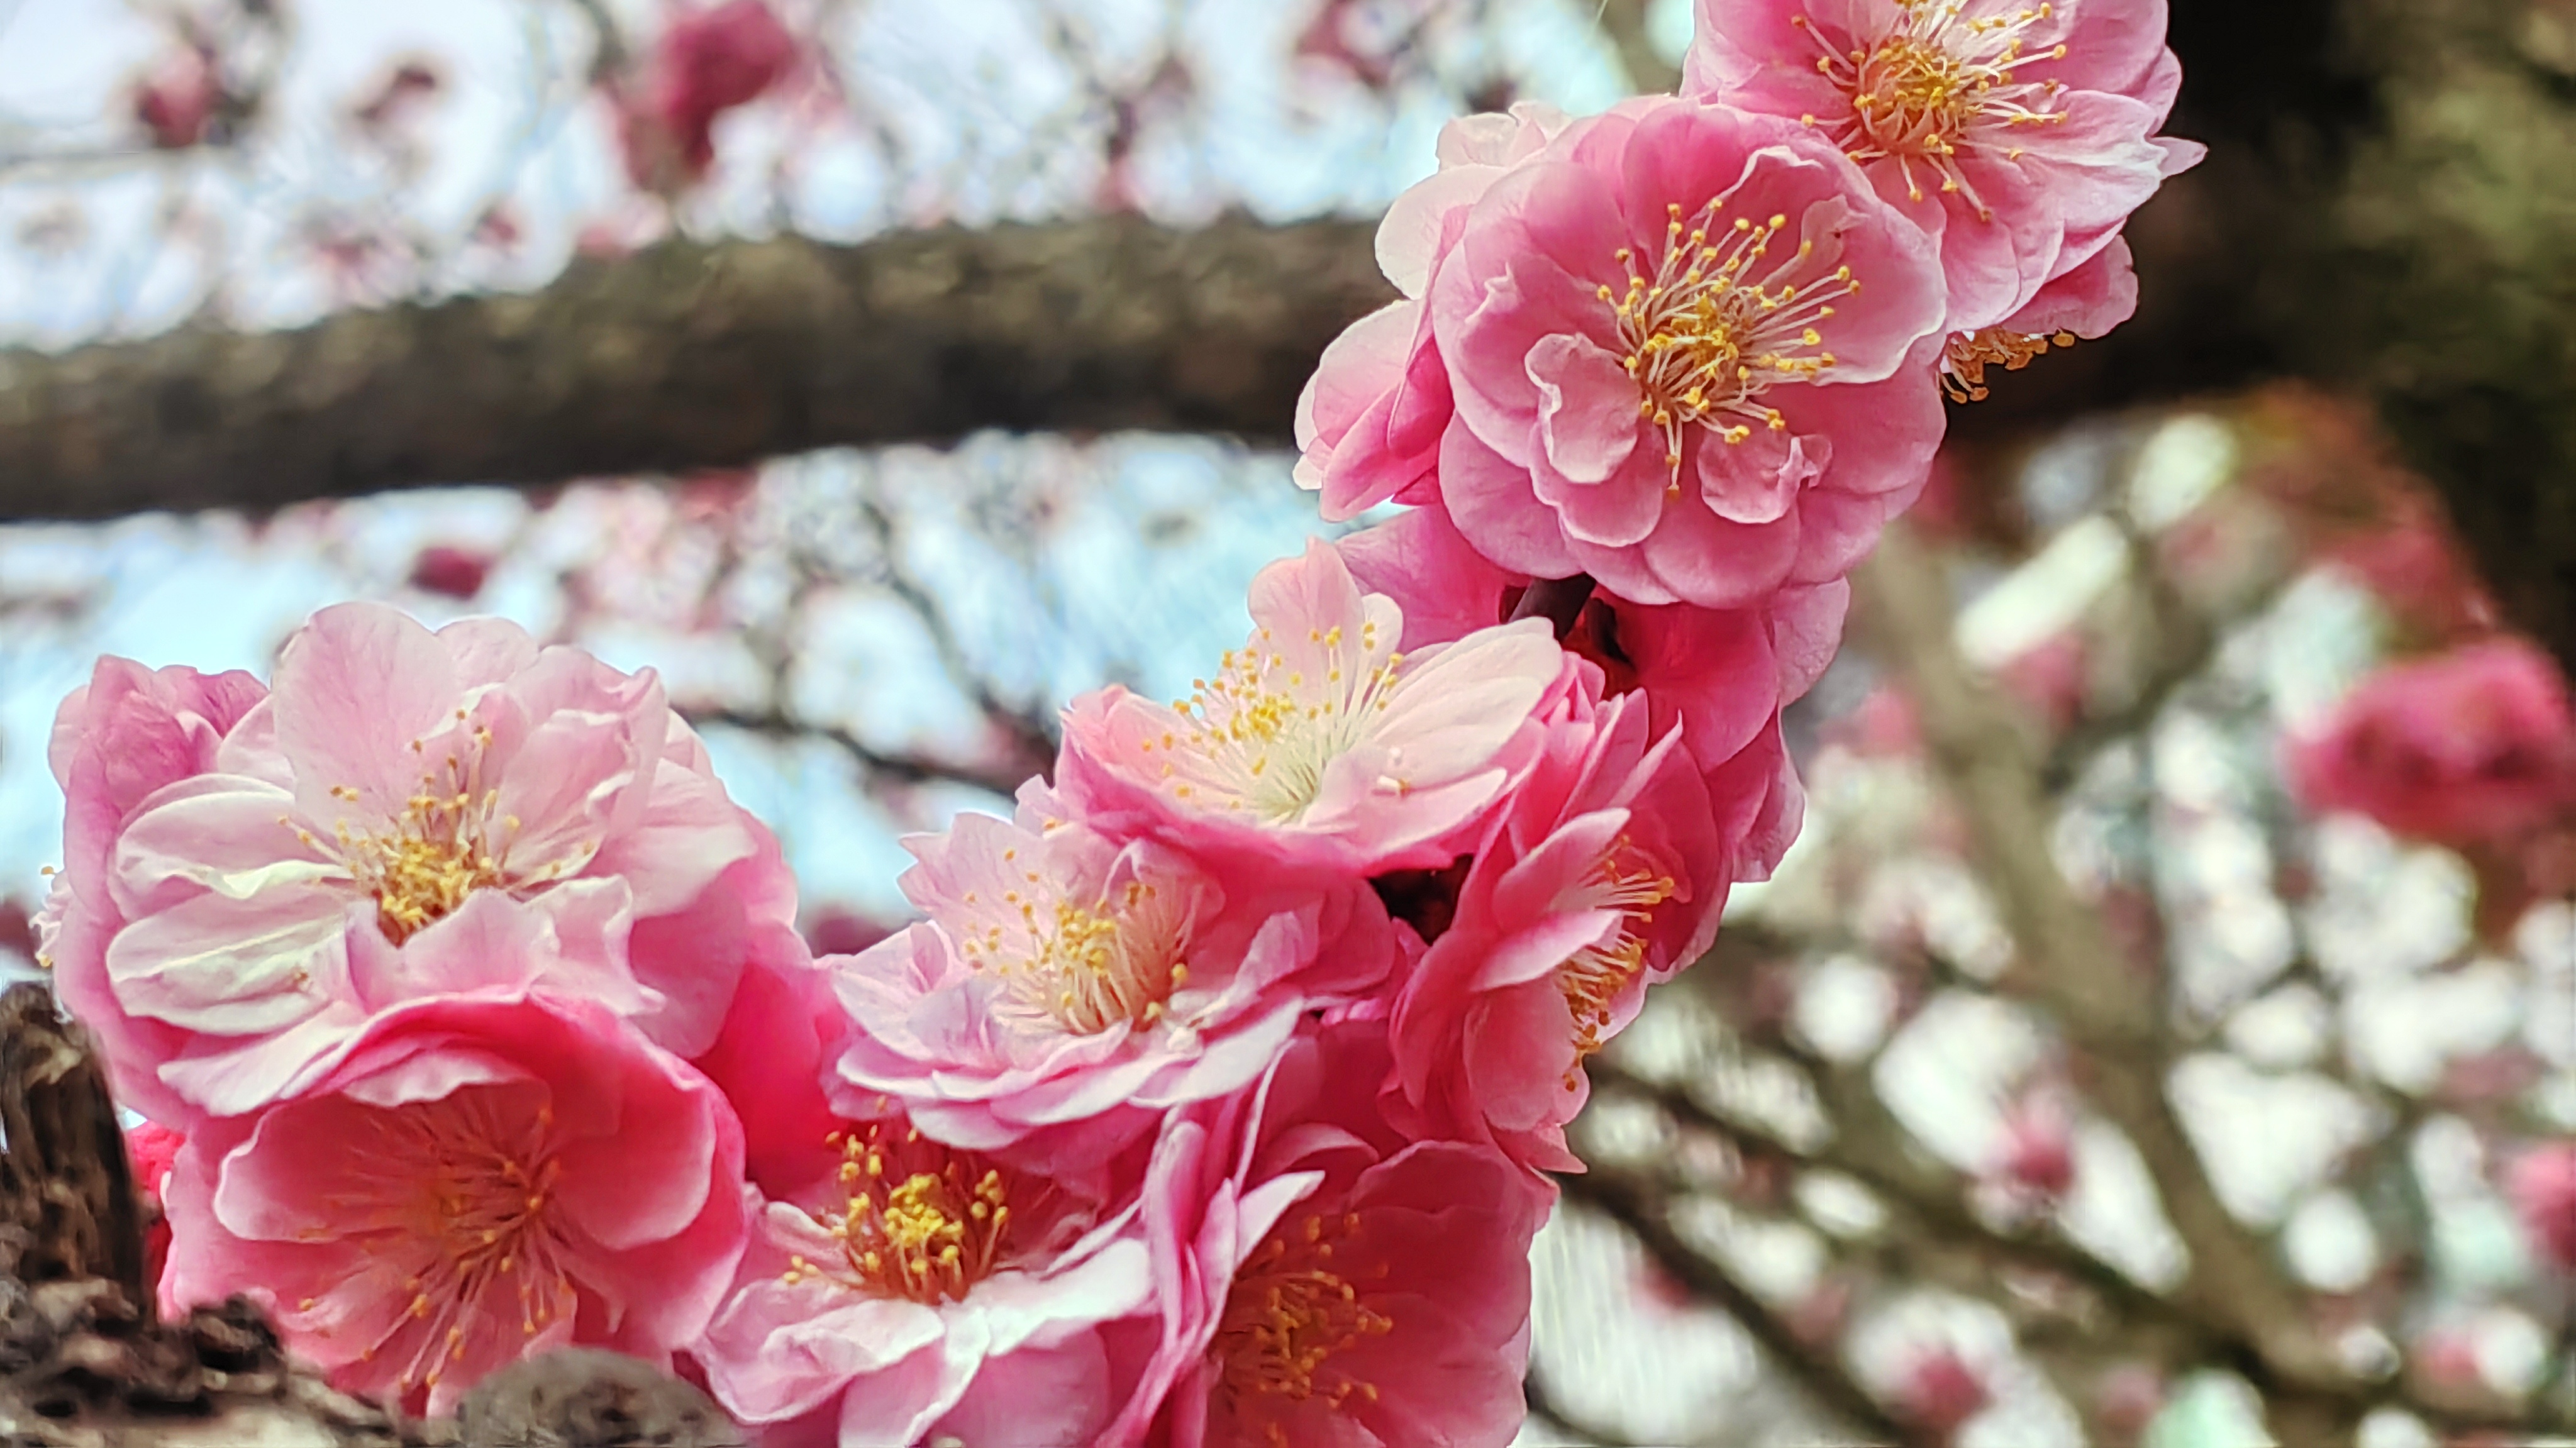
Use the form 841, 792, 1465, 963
1387, 692, 1726, 1171
693, 1111, 1153, 1447
1296, 102, 1574, 521
157, 995, 750, 1417
1428, 97, 1947, 609
40, 658, 267, 1124
1058, 539, 1569, 875
2509, 1141, 2576, 1274
2285, 638, 2576, 847
1337, 504, 1835, 883
828, 805, 1398, 1171
1113, 1022, 1545, 1447
1687, 0, 2204, 335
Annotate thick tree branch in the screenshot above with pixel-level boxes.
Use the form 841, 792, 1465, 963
0, 217, 1389, 522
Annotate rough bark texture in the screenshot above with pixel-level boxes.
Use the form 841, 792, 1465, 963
0, 985, 735, 1448
0, 216, 1389, 522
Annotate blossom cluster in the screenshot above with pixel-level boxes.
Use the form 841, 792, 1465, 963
41, 1, 2204, 1442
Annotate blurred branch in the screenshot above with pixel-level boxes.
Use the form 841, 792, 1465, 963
1590, 0, 1680, 93
1558, 1169, 1928, 1447
689, 706, 1028, 798
0, 217, 1391, 522
1851, 525, 2356, 1413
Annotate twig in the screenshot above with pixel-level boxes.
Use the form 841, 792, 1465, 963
688, 706, 1030, 799
1558, 1168, 1926, 1447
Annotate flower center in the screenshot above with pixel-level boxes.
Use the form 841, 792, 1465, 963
786, 1124, 1023, 1305
314, 714, 526, 944
963, 871, 1192, 1036
1557, 843, 1677, 1081
1799, 1, 2070, 214
318, 1093, 574, 1396
1941, 326, 2076, 401
1598, 204, 1857, 480
1144, 621, 1409, 823
1215, 1210, 1392, 1439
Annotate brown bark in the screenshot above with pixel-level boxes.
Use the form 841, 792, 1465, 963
0, 217, 1390, 522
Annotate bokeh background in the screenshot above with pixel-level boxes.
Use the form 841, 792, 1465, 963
1, 0, 2573, 1443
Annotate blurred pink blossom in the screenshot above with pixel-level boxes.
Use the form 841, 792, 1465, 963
1894, 1345, 1992, 1438
617, 0, 799, 192
2285, 638, 2576, 847
132, 45, 220, 150
408, 544, 494, 600
2507, 1140, 2576, 1273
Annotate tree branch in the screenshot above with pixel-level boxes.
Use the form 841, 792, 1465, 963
0, 217, 1391, 522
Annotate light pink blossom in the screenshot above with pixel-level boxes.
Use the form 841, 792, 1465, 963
91, 603, 779, 1117
2508, 1141, 2576, 1274
40, 658, 267, 1124
157, 994, 749, 1416
2285, 639, 2576, 848
1057, 539, 1571, 876
1428, 97, 1948, 608
1113, 1021, 1545, 1447
1387, 690, 1726, 1171
1295, 103, 1574, 521
827, 801, 1399, 1171
1686, 0, 2204, 334
694, 1111, 1154, 1448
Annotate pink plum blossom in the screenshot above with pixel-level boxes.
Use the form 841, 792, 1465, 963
694, 1110, 1155, 1448
1686, 0, 2204, 334
1942, 234, 2138, 399
40, 658, 267, 1124
2508, 1141, 2576, 1274
157, 994, 749, 1416
88, 603, 782, 1119
617, 0, 799, 192
1057, 539, 1572, 876
1428, 97, 1948, 609
826, 799, 1401, 1171
1338, 504, 1834, 882
1387, 690, 1726, 1171
1294, 102, 1574, 521
1893, 1346, 1993, 1439
1113, 1021, 1546, 1447
1989, 1096, 2077, 1203
2285, 638, 2576, 848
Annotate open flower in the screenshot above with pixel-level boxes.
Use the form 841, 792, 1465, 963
828, 804, 1399, 1171
695, 1112, 1153, 1447
1387, 691, 1726, 1171
1428, 97, 1947, 609
157, 994, 749, 1416
1338, 504, 1833, 883
1058, 539, 1570, 876
2285, 638, 2576, 848
1296, 102, 1575, 521
2509, 1141, 2576, 1274
92, 604, 777, 1119
1114, 1021, 1545, 1447
40, 658, 267, 1124
1686, 0, 2203, 334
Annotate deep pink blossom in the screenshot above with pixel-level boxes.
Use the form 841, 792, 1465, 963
1112, 1022, 1545, 1447
617, 0, 798, 191
1894, 1346, 1992, 1437
1295, 103, 1574, 521
1387, 690, 1727, 1171
1428, 97, 1948, 608
2508, 1141, 2576, 1274
827, 801, 1399, 1171
1990, 1097, 2077, 1202
128, 1121, 184, 1295
2285, 639, 2576, 847
1686, 0, 2204, 334
158, 994, 749, 1416
1337, 505, 1832, 882
1057, 539, 1571, 876
87, 604, 780, 1119
694, 1110, 1153, 1447
133, 45, 220, 149
409, 544, 495, 600
40, 658, 267, 1124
